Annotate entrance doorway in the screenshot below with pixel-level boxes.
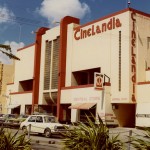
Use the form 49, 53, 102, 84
11, 105, 20, 115
113, 104, 136, 127
80, 108, 96, 123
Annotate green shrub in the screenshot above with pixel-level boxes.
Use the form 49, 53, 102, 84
62, 115, 123, 150
130, 127, 150, 150
0, 127, 31, 150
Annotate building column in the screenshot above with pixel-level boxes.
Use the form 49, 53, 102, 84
32, 27, 49, 113
57, 16, 80, 121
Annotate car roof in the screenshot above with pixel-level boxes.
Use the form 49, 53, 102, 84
30, 114, 55, 117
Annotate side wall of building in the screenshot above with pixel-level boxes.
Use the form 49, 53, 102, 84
7, 44, 35, 114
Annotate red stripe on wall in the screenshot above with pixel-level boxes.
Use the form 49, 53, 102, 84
17, 43, 35, 51
32, 27, 49, 113
57, 16, 80, 121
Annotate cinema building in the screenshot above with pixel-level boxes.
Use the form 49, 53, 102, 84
6, 8, 150, 127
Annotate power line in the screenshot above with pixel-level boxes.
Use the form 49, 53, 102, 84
0, 14, 48, 27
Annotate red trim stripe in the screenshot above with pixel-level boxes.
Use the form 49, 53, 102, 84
57, 16, 80, 121
17, 43, 35, 51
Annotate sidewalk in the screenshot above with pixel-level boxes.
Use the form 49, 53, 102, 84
109, 127, 147, 150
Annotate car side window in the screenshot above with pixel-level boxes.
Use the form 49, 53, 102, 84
28, 116, 36, 122
36, 116, 43, 123
44, 116, 56, 123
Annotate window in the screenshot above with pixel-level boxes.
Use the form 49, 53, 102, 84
19, 79, 33, 92
36, 116, 43, 123
44, 116, 56, 123
72, 68, 100, 86
28, 116, 36, 122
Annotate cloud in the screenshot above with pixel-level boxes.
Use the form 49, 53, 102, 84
0, 6, 15, 24
36, 0, 90, 25
0, 41, 24, 64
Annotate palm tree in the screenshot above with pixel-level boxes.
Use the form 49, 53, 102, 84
0, 44, 20, 60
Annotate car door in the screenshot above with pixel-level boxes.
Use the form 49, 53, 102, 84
26, 116, 37, 132
34, 116, 44, 133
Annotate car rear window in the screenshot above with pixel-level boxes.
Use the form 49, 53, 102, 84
44, 116, 56, 123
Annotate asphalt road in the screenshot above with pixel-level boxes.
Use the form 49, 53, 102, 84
5, 128, 64, 150
6, 127, 146, 150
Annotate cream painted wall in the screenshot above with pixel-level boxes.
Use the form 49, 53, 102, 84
60, 86, 118, 124
63, 86, 118, 124
136, 103, 150, 127
13, 45, 35, 92
6, 45, 35, 114
129, 12, 150, 102
111, 12, 130, 103
136, 14, 150, 82
65, 12, 131, 103
72, 23, 112, 74
146, 70, 150, 81
39, 26, 60, 104
137, 84, 150, 103
65, 23, 79, 87
61, 89, 72, 104
8, 93, 32, 114
61, 87, 102, 104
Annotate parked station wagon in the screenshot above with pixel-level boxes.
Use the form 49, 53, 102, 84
20, 114, 67, 137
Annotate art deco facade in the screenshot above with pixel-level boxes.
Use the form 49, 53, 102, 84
7, 8, 150, 127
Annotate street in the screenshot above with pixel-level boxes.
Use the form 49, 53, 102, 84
6, 127, 146, 150
6, 128, 64, 150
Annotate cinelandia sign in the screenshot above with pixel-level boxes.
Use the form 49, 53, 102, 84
74, 17, 122, 40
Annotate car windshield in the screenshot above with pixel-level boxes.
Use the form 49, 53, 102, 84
4, 114, 17, 119
44, 116, 56, 123
18, 115, 28, 118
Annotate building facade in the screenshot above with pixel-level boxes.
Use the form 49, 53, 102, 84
7, 8, 150, 127
0, 61, 15, 114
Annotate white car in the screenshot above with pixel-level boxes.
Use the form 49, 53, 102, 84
20, 114, 67, 138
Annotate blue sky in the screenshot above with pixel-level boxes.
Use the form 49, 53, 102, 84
0, 0, 150, 63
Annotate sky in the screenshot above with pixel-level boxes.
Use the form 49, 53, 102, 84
0, 0, 150, 64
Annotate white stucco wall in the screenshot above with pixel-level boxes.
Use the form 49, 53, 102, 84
111, 12, 130, 103
146, 70, 150, 81
136, 13, 150, 82
136, 103, 150, 127
137, 84, 150, 103
65, 11, 131, 103
15, 45, 35, 83
8, 93, 32, 114
6, 45, 35, 114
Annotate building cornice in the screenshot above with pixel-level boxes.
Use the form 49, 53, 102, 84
74, 8, 150, 30
17, 43, 35, 51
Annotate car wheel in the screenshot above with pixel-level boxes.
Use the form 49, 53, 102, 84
44, 128, 51, 138
22, 126, 28, 134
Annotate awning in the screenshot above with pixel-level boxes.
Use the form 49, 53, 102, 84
7, 104, 20, 109
68, 103, 96, 110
